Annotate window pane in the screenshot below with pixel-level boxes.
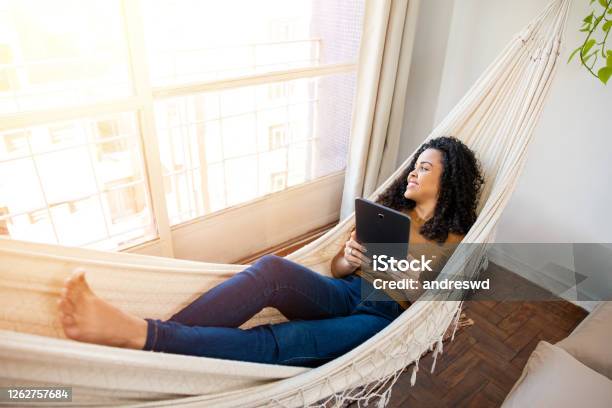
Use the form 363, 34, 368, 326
141, 0, 364, 86
36, 147, 98, 204
164, 170, 202, 226
155, 72, 355, 226
0, 113, 157, 249
101, 181, 152, 248
0, 157, 46, 214
3, 212, 56, 244
51, 196, 107, 247
0, 130, 30, 160
206, 163, 226, 213
222, 114, 257, 159
225, 155, 259, 206
30, 123, 87, 154
0, 0, 131, 114
203, 121, 222, 164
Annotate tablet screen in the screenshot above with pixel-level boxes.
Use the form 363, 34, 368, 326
354, 198, 410, 262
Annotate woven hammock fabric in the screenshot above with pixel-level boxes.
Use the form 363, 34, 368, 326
0, 1, 570, 406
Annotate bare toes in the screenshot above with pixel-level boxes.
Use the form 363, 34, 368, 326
57, 298, 74, 314
75, 268, 93, 289
65, 268, 93, 301
66, 271, 83, 288
63, 325, 80, 340
61, 313, 75, 326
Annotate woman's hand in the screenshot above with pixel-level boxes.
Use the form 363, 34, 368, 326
343, 230, 370, 269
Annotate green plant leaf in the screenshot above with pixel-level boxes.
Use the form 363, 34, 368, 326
598, 0, 608, 8
603, 20, 612, 32
593, 15, 604, 27
583, 13, 594, 24
584, 49, 599, 63
597, 66, 612, 84
607, 51, 612, 67
567, 46, 582, 63
581, 39, 597, 58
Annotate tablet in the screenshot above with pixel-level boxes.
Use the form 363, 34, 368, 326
354, 198, 410, 261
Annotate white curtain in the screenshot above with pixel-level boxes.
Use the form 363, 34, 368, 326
340, 0, 421, 220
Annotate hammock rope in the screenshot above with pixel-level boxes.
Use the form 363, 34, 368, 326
0, 1, 570, 406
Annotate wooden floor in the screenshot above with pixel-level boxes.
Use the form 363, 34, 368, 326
387, 262, 588, 407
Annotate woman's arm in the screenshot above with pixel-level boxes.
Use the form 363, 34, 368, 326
330, 229, 369, 278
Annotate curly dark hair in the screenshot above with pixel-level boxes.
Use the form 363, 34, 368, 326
376, 136, 484, 243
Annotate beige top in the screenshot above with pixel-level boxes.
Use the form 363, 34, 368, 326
352, 208, 464, 309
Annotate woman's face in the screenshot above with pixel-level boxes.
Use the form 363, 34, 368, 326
403, 148, 444, 203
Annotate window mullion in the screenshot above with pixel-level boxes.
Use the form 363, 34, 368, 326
121, 0, 174, 257
153, 63, 356, 100
0, 97, 143, 133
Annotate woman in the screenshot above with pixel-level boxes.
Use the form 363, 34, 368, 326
57, 136, 484, 367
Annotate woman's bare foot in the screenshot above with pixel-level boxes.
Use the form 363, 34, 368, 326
58, 268, 147, 349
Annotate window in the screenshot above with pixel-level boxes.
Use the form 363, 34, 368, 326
95, 119, 130, 159
0, 114, 155, 249
105, 177, 146, 224
268, 82, 295, 100
3, 131, 28, 154
268, 18, 300, 41
150, 0, 364, 226
49, 124, 76, 145
0, 0, 364, 250
67, 201, 77, 214
28, 208, 48, 224
0, 0, 131, 114
268, 124, 288, 149
270, 171, 287, 192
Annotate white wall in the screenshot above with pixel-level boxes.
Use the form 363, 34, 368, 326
399, 0, 612, 308
398, 0, 455, 161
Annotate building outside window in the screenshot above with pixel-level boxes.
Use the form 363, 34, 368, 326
270, 171, 287, 193
268, 124, 288, 150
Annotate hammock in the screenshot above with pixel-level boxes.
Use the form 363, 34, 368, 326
0, 1, 570, 406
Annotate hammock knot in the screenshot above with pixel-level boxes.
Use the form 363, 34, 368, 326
431, 354, 438, 374
436, 337, 444, 354
376, 391, 389, 408
410, 363, 418, 387
430, 336, 445, 373
450, 301, 464, 342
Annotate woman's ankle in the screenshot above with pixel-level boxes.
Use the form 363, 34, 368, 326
124, 317, 148, 349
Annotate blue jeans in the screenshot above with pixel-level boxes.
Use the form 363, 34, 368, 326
143, 254, 404, 367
